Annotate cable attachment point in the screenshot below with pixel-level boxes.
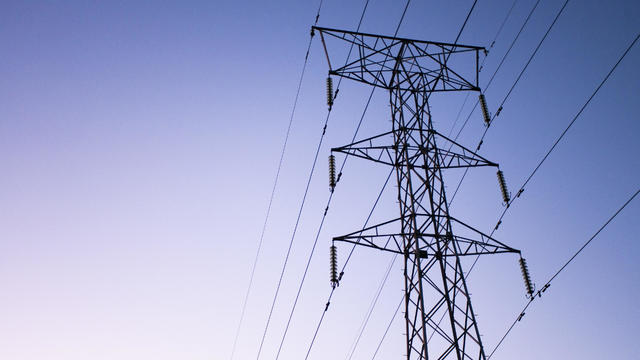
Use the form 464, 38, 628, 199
519, 257, 535, 298
479, 93, 491, 126
494, 220, 502, 231
539, 283, 550, 297
326, 76, 334, 110
330, 244, 339, 289
328, 154, 336, 192
496, 170, 511, 205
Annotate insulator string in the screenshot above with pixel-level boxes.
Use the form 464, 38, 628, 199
329, 154, 336, 192
330, 244, 338, 288
518, 257, 535, 298
327, 76, 334, 110
479, 93, 491, 126
496, 170, 511, 204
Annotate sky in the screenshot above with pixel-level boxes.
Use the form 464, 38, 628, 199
0, 0, 639, 359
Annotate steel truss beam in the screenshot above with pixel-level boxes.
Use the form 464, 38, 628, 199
331, 129, 498, 170
315, 26, 483, 92
333, 215, 519, 258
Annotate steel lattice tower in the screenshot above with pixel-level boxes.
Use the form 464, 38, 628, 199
315, 27, 521, 360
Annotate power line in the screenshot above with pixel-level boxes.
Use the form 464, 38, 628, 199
371, 295, 403, 360
229, 2, 324, 359
486, 0, 520, 55
420, 0, 565, 344
308, 4, 636, 360
446, 0, 519, 138
446, 0, 542, 205
487, 187, 640, 359
453, 0, 478, 45
254, 0, 380, 357
304, 168, 395, 360
449, 0, 568, 204
448, 0, 540, 140
271, 2, 414, 359
269, 2, 378, 359
484, 0, 570, 134
438, 27, 640, 348
489, 29, 639, 237
484, 0, 543, 91
254, 85, 326, 360
346, 254, 398, 360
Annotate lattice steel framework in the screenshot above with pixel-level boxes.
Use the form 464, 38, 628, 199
315, 27, 521, 360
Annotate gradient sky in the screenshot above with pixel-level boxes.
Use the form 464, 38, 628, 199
1, 1, 638, 359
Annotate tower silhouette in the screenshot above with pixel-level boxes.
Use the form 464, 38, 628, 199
316, 26, 522, 360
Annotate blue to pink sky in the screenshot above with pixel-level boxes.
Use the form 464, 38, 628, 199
1, 1, 638, 359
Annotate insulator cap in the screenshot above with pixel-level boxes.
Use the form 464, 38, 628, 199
519, 257, 535, 297
496, 170, 511, 204
330, 244, 338, 288
328, 154, 336, 192
326, 77, 334, 109
479, 93, 491, 126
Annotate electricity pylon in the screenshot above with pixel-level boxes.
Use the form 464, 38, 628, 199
315, 26, 522, 360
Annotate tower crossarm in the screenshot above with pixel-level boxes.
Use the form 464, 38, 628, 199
333, 217, 406, 255
314, 26, 483, 92
331, 129, 498, 170
333, 215, 520, 258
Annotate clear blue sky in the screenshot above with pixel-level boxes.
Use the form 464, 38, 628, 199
1, 1, 638, 359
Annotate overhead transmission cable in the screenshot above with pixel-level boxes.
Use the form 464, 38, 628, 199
371, 296, 404, 360
453, 0, 478, 44
337, 0, 545, 354
269, 1, 376, 358
354, 6, 637, 360
449, 0, 541, 142
431, 0, 575, 342
423, 0, 564, 345
477, 0, 570, 142
470, 25, 640, 286
229, 2, 324, 359
447, 0, 520, 138
301, 2, 413, 359
345, 254, 398, 360
305, 168, 395, 360
487, 29, 640, 231
487, 187, 640, 359
449, 0, 567, 205
445, 26, 640, 354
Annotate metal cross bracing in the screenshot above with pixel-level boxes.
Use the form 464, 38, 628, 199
314, 26, 521, 360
